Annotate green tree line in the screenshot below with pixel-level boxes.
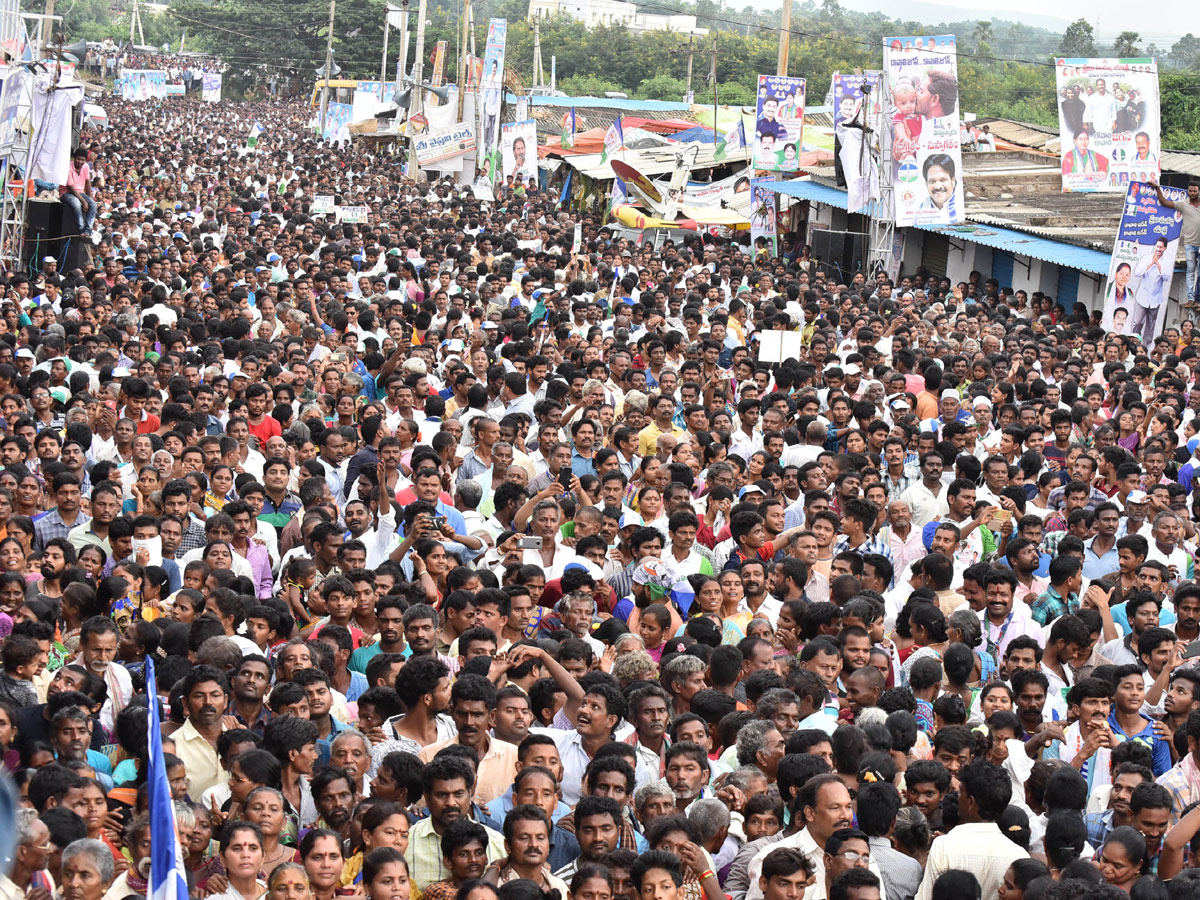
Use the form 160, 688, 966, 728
69, 0, 1200, 149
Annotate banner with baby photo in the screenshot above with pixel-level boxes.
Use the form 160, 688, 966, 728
753, 75, 805, 174
1055, 58, 1160, 193
883, 35, 964, 226
1101, 180, 1183, 344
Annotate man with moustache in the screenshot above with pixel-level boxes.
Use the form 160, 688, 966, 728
166, 665, 231, 796
419, 675, 518, 806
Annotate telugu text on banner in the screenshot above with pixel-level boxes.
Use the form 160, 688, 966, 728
1055, 58, 1160, 193
883, 35, 964, 226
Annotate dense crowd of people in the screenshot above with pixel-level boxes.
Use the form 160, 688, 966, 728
5, 92, 1200, 900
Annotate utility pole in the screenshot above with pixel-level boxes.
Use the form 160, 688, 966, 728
128, 0, 145, 45
710, 32, 718, 140
379, 4, 392, 87
777, 0, 792, 75
685, 32, 694, 101
319, 0, 336, 138
397, 0, 410, 90
456, 0, 471, 118
532, 16, 543, 87
411, 0, 428, 114
40, 0, 54, 56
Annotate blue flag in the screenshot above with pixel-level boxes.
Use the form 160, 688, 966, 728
146, 659, 190, 900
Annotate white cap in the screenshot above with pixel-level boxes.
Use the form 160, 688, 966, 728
972, 396, 993, 409
843, 363, 862, 375
940, 389, 960, 401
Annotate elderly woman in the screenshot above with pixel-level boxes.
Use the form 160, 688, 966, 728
61, 839, 115, 900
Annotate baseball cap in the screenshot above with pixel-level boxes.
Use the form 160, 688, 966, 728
15, 348, 34, 360
843, 364, 862, 376
1127, 490, 1150, 504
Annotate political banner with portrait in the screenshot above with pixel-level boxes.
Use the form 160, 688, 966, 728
750, 179, 778, 256
833, 71, 883, 214
500, 120, 536, 183
478, 18, 507, 168
119, 70, 168, 101
883, 35, 964, 226
1102, 180, 1183, 344
753, 75, 805, 173
201, 73, 222, 102
1055, 58, 1160, 193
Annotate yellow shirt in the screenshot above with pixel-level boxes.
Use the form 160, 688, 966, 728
637, 422, 685, 459
418, 735, 518, 806
172, 718, 227, 796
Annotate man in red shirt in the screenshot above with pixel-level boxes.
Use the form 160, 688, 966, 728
119, 377, 160, 434
245, 383, 281, 450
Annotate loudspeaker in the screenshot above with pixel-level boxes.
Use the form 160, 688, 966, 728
22, 198, 63, 269
21, 198, 88, 272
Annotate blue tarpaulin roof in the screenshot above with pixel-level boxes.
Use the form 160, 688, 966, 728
765, 178, 878, 217
669, 126, 717, 143
762, 179, 1113, 275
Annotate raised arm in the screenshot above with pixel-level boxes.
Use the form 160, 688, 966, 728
507, 643, 586, 721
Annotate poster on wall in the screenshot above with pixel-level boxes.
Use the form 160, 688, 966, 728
750, 180, 778, 256
753, 75, 805, 173
833, 71, 883, 214
883, 35, 964, 226
500, 120, 536, 182
1055, 58, 1160, 193
201, 73, 222, 102
478, 19, 507, 166
1101, 180, 1182, 345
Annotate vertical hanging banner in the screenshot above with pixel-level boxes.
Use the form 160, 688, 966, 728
753, 75, 805, 173
750, 180, 778, 256
501, 120, 536, 182
478, 19, 508, 167
833, 71, 883, 213
1101, 180, 1183, 344
1055, 58, 1160, 193
431, 41, 447, 86
201, 73, 222, 102
0, 68, 23, 151
883, 35, 964, 226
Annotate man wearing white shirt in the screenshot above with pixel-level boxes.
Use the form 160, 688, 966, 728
781, 420, 825, 468
915, 760, 1028, 900
1146, 511, 1190, 580
744, 774, 887, 900
899, 453, 950, 530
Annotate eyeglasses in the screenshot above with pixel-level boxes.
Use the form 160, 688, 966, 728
837, 851, 870, 863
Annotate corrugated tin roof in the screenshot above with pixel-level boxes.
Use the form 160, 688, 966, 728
762, 178, 1112, 274
1161, 151, 1200, 178
979, 117, 1200, 178
921, 222, 1113, 274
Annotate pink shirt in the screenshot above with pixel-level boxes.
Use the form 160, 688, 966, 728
66, 161, 89, 192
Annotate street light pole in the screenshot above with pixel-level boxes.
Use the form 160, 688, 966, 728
319, 0, 336, 137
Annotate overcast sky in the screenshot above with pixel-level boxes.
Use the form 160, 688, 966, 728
835, 0, 1185, 47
